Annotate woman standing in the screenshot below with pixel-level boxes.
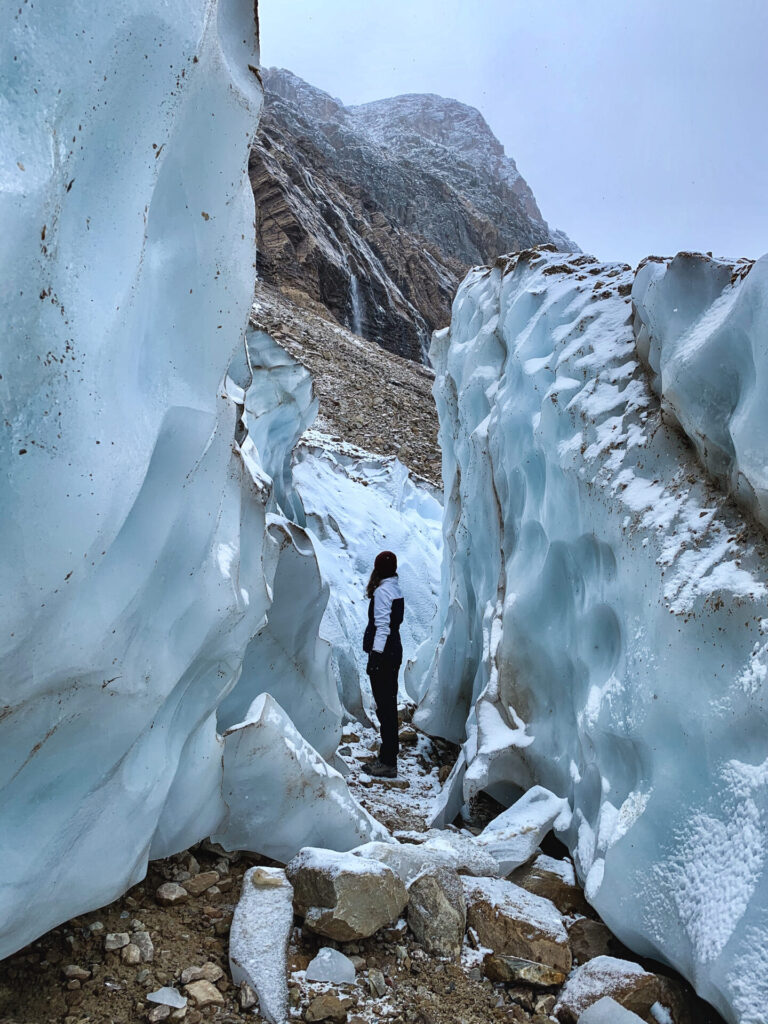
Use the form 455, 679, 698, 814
362, 550, 404, 779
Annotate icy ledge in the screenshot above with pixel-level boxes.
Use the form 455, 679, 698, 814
411, 247, 768, 1024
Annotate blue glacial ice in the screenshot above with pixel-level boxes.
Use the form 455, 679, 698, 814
412, 247, 768, 1024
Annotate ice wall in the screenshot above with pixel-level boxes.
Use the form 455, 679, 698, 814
415, 247, 768, 1024
0, 0, 381, 958
632, 252, 768, 531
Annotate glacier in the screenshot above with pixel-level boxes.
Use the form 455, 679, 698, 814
0, 0, 415, 959
413, 246, 768, 1024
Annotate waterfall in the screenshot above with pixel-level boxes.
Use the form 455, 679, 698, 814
349, 274, 366, 337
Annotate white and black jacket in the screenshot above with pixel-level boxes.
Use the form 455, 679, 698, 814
363, 575, 404, 661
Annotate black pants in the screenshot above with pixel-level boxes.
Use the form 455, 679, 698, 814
368, 654, 400, 767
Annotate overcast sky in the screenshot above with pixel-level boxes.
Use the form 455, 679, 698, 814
259, 0, 768, 267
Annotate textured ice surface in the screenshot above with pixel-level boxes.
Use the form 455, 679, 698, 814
633, 253, 767, 529
475, 786, 572, 875
305, 947, 357, 984
213, 694, 387, 860
578, 996, 645, 1024
294, 434, 442, 722
230, 867, 294, 1024
415, 248, 768, 1023
0, 0, 384, 958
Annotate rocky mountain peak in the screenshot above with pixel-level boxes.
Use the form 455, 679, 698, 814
251, 68, 576, 361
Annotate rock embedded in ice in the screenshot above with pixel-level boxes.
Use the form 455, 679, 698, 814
414, 246, 768, 1023
305, 947, 357, 985
475, 786, 572, 874
213, 694, 387, 861
286, 847, 408, 941
406, 866, 466, 958
553, 956, 690, 1024
577, 997, 646, 1024
147, 988, 187, 1009
229, 866, 294, 1024
462, 876, 571, 973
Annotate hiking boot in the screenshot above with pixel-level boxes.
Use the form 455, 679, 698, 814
365, 761, 397, 779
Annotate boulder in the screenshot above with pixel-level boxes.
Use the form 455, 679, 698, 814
482, 953, 566, 988
287, 848, 408, 941
463, 876, 571, 973
553, 956, 692, 1024
567, 918, 625, 965
407, 867, 466, 958
509, 854, 590, 916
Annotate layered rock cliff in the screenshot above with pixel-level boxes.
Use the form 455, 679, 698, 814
250, 68, 575, 361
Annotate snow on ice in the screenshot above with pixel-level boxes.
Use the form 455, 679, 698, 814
414, 247, 768, 1023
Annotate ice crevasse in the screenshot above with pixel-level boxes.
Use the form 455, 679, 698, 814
410, 246, 768, 1023
0, 0, 403, 959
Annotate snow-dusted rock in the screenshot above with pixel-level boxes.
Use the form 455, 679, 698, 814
287, 848, 408, 941
462, 876, 571, 973
213, 694, 387, 861
475, 786, 571, 874
305, 947, 357, 985
407, 867, 466, 958
633, 253, 768, 529
352, 831, 500, 884
413, 247, 768, 1023
509, 854, 589, 916
229, 867, 294, 1024
554, 956, 690, 1024
577, 997, 646, 1024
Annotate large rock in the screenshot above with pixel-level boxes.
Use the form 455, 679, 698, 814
286, 848, 408, 941
407, 867, 466, 958
567, 918, 626, 966
463, 876, 571, 974
553, 956, 692, 1024
509, 854, 590, 917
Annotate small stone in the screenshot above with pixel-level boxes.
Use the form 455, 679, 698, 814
62, 965, 91, 980
216, 876, 233, 892
305, 992, 353, 1021
105, 932, 130, 950
133, 930, 155, 963
399, 726, 418, 745
122, 943, 142, 965
138, 969, 151, 984
202, 904, 223, 918
180, 962, 224, 985
131, 919, 147, 931
148, 1006, 171, 1022
437, 765, 452, 784
349, 956, 366, 970
185, 854, 201, 875
467, 967, 482, 982
183, 871, 219, 896
169, 1010, 187, 1022
66, 980, 81, 990
184, 979, 225, 1008
368, 968, 388, 997
238, 981, 257, 1009
534, 993, 557, 1015
483, 953, 566, 988
89, 920, 104, 932
156, 883, 189, 906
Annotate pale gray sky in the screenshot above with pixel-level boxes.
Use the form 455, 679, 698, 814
259, 0, 768, 267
